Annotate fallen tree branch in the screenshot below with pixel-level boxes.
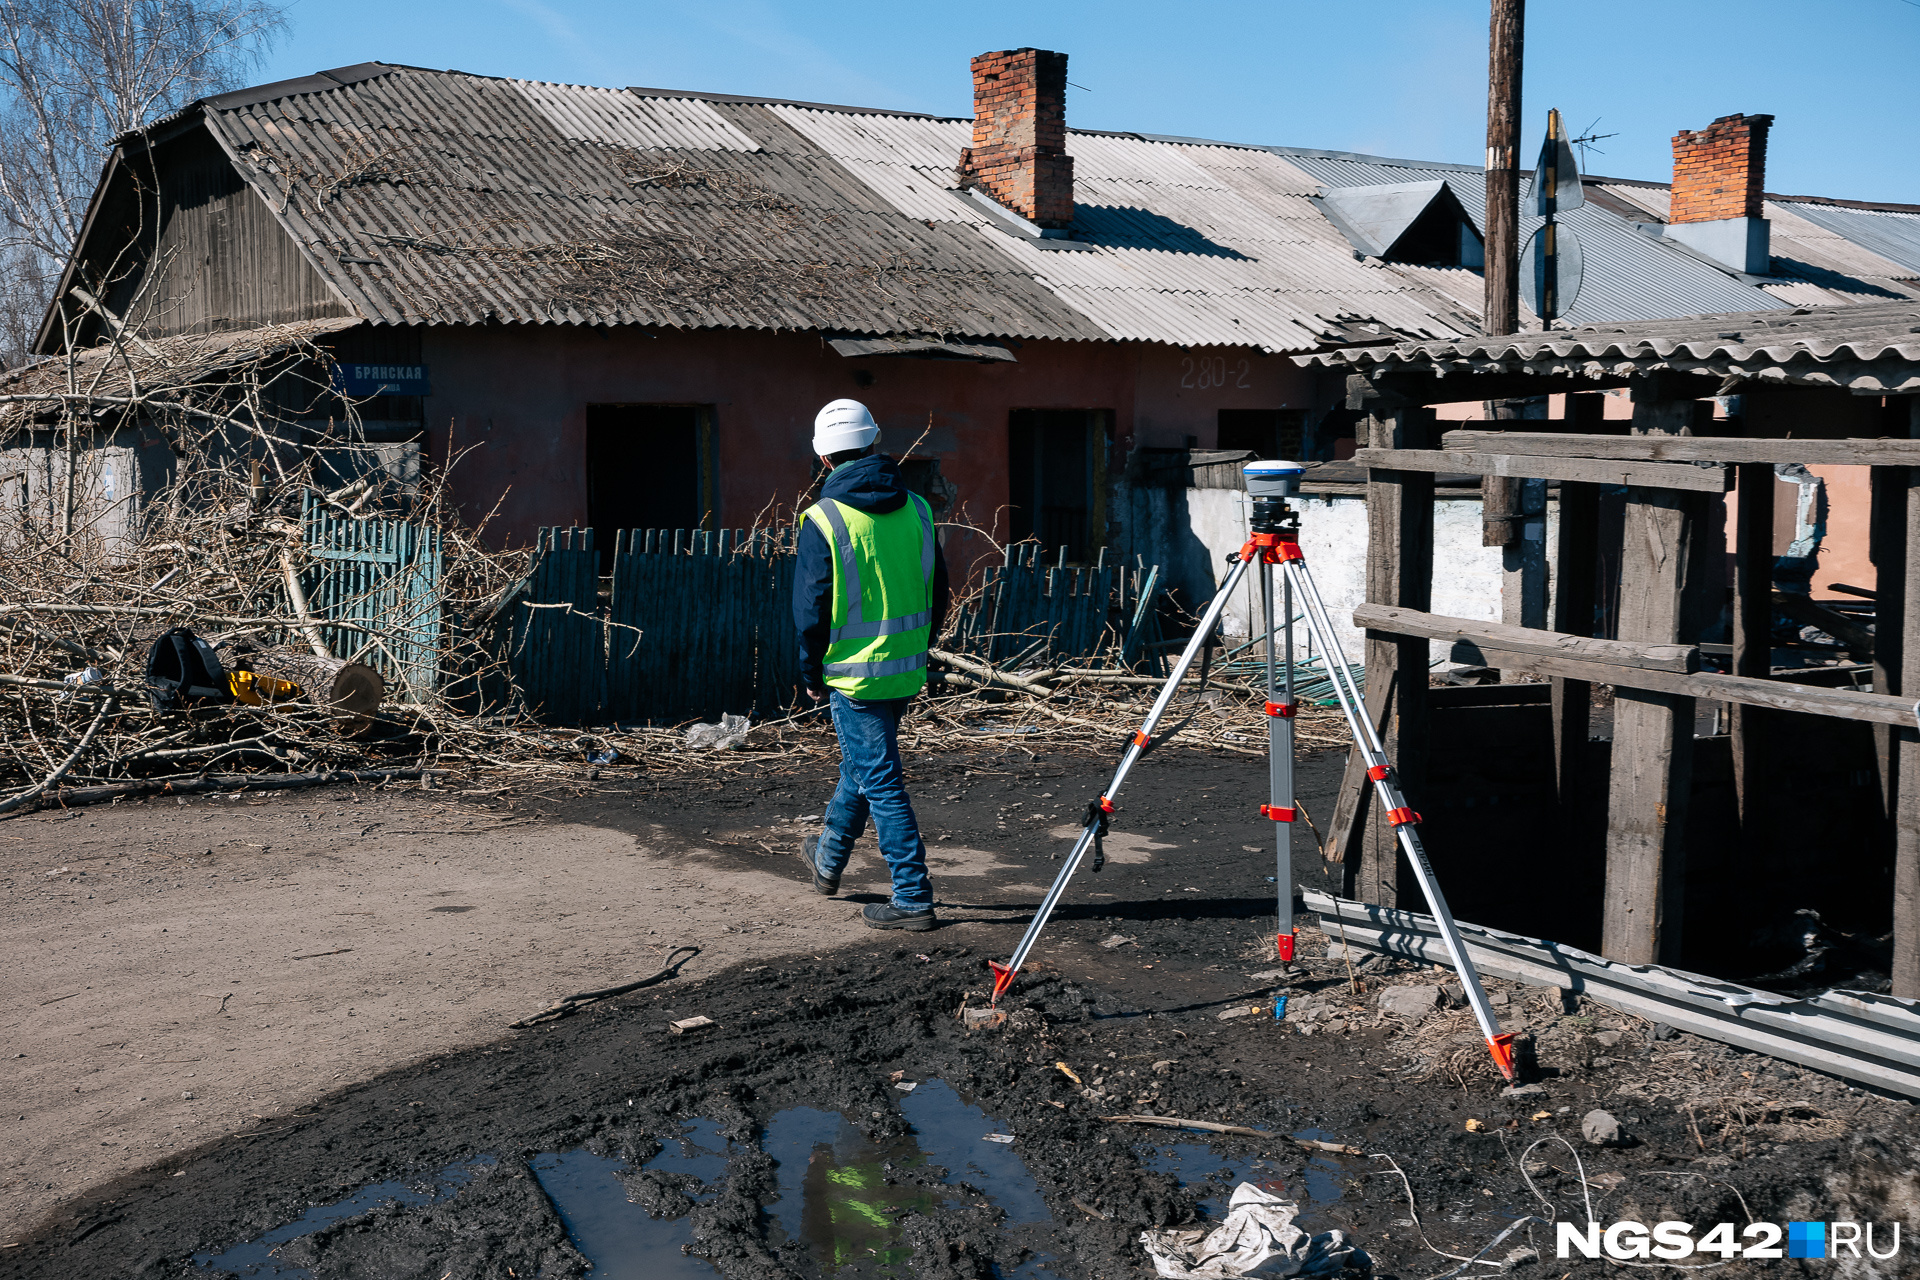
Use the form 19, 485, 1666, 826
1099, 1114, 1363, 1153
0, 696, 119, 814
0, 766, 446, 816
930, 647, 1057, 697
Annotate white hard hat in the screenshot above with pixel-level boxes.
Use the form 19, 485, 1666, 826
813, 399, 879, 456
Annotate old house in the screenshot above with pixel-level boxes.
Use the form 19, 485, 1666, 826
23, 52, 1920, 655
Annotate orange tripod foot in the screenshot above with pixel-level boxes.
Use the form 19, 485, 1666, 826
1488, 1032, 1518, 1081
988, 960, 1017, 1004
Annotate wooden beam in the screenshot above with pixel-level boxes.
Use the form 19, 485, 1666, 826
1355, 605, 1918, 725
1896, 397, 1920, 1000
1602, 378, 1698, 967
1732, 463, 1775, 879
1327, 664, 1393, 874
1355, 447, 1727, 492
1352, 603, 1700, 671
1552, 481, 1600, 810
1443, 430, 1920, 467
1342, 404, 1435, 907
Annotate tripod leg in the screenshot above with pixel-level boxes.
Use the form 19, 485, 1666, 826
989, 555, 1253, 1002
1281, 554, 1517, 1080
1260, 559, 1297, 1020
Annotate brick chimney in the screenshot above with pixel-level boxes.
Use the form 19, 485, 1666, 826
957, 48, 1074, 229
1664, 113, 1774, 274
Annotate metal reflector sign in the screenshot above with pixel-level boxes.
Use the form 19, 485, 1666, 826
1523, 222, 1583, 322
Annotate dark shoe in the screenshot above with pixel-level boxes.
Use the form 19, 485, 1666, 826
799, 836, 839, 896
863, 903, 936, 932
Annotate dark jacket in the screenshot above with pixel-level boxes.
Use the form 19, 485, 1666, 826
794, 454, 949, 693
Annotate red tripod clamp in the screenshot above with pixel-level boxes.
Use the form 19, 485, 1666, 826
1276, 931, 1296, 963
1264, 700, 1296, 718
1260, 804, 1297, 822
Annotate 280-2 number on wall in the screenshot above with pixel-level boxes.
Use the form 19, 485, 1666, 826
1180, 355, 1252, 390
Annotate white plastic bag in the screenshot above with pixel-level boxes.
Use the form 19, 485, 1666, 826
1140, 1183, 1362, 1278
684, 713, 751, 751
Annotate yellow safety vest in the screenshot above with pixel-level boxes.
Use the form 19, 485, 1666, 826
801, 493, 935, 700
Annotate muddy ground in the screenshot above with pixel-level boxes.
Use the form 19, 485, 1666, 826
3, 738, 1917, 1279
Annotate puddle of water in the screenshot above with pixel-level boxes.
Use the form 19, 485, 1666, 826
191, 1157, 492, 1278
530, 1149, 720, 1280
759, 1080, 1051, 1274
1138, 1127, 1360, 1224
194, 1089, 1052, 1280
897, 1080, 1050, 1225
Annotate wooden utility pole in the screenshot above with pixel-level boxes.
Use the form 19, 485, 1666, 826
1484, 0, 1524, 337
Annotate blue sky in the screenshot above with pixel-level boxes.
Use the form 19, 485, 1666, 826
257, 1, 1920, 202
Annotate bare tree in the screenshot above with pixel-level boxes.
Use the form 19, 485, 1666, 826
0, 0, 284, 366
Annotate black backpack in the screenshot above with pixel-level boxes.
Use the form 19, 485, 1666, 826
145, 627, 232, 711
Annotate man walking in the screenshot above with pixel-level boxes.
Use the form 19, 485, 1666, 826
794, 399, 949, 931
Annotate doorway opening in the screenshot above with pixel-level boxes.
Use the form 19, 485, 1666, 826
1007, 409, 1110, 564
585, 404, 715, 570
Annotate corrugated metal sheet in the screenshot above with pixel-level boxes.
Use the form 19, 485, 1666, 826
519, 81, 760, 152
160, 62, 1913, 352
1777, 201, 1920, 277
1278, 147, 1791, 326
1297, 298, 1920, 395
767, 107, 1472, 351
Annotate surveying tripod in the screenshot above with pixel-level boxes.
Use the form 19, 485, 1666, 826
987, 461, 1517, 1081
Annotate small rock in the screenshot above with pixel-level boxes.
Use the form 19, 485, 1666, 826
1503, 1245, 1540, 1268
181, 1091, 194, 1100
1500, 1083, 1546, 1098
1593, 1030, 1623, 1048
1491, 991, 1511, 1008
1151, 1060, 1174, 1074
1581, 1109, 1624, 1146
1378, 984, 1440, 1021
1651, 1023, 1678, 1041
961, 1007, 1007, 1030
1440, 982, 1465, 1009
1217, 1003, 1267, 1021
1099, 934, 1135, 949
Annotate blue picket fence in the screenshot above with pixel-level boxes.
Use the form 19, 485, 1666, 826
300, 492, 443, 700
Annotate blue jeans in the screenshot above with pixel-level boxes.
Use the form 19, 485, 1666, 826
815, 691, 933, 909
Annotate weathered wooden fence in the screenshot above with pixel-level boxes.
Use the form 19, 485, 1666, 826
300, 491, 443, 700
495, 530, 1168, 726
505, 526, 603, 725
606, 527, 798, 725
949, 545, 1167, 673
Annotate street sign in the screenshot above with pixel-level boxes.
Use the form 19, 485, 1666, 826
1522, 222, 1583, 322
332, 363, 431, 397
1531, 108, 1584, 215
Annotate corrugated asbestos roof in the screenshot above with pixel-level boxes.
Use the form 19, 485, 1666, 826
135, 62, 1915, 353
1296, 298, 1920, 394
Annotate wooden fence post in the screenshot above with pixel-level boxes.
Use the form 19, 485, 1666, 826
1333, 379, 1434, 905
1895, 397, 1920, 999
1601, 378, 1699, 965
1552, 481, 1599, 809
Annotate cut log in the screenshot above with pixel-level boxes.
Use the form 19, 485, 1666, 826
238, 647, 383, 716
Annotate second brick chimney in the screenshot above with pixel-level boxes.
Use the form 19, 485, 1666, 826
957, 48, 1074, 229
1665, 112, 1774, 274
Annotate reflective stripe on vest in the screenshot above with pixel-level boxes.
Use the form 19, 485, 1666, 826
803, 492, 935, 700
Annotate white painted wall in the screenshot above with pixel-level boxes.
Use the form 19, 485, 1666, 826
1181, 489, 1558, 668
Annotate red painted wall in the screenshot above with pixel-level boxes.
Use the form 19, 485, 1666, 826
421, 326, 1316, 572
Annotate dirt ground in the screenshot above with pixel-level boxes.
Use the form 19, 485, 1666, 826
3, 739, 1917, 1279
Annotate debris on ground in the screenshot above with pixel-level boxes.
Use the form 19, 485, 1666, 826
1141, 1183, 1362, 1278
